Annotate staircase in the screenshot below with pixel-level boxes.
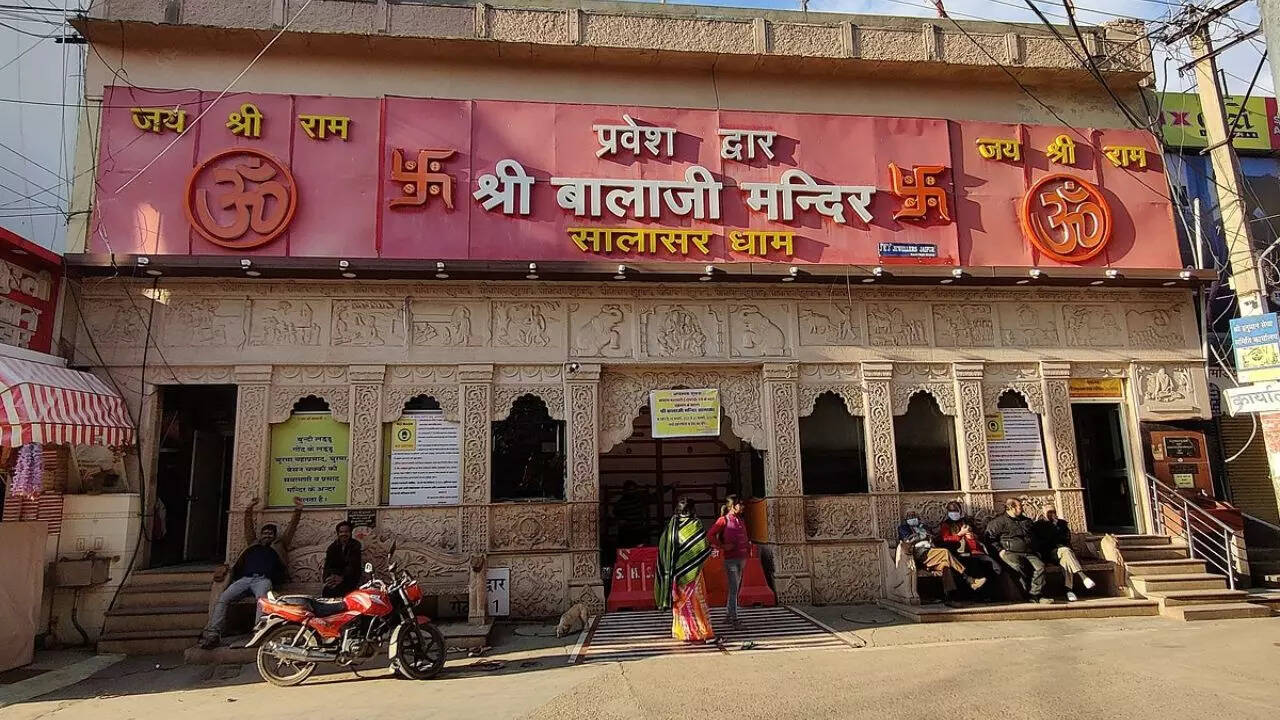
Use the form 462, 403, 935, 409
98, 565, 216, 655
1252, 547, 1280, 588
1106, 534, 1271, 621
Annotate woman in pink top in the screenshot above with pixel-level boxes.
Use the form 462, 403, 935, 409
708, 494, 750, 629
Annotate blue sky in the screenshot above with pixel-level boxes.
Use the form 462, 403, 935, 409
658, 0, 1274, 97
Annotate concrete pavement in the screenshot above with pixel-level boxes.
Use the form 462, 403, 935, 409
2, 608, 1277, 720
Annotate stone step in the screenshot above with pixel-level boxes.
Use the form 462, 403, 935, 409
1112, 534, 1173, 546
1246, 590, 1280, 612
1249, 559, 1280, 572
1247, 547, 1280, 562
1125, 558, 1207, 576
127, 567, 218, 588
1131, 573, 1229, 595
103, 605, 208, 635
114, 582, 210, 610
97, 628, 201, 655
1121, 546, 1190, 562
1144, 589, 1251, 606
1160, 602, 1273, 622
878, 597, 1159, 623
1260, 574, 1280, 588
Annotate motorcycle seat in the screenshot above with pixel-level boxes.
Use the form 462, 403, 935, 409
276, 595, 349, 618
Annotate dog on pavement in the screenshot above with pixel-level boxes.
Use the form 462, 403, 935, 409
555, 602, 591, 637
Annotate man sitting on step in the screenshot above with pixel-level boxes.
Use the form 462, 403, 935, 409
986, 498, 1051, 605
199, 496, 303, 649
1032, 504, 1097, 602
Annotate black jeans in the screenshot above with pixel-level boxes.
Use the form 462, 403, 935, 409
999, 550, 1046, 598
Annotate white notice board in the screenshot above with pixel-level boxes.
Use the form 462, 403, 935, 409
985, 409, 1049, 491
389, 411, 461, 505
486, 568, 510, 617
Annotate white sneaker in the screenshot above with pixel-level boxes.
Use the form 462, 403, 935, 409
1066, 591, 1078, 602
1082, 576, 1096, 590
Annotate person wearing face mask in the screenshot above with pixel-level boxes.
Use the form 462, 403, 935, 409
986, 498, 1050, 604
938, 501, 1002, 580
1032, 504, 1096, 602
897, 510, 986, 605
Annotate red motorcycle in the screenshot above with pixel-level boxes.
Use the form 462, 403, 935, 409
245, 544, 446, 686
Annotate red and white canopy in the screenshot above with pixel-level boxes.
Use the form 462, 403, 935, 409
0, 358, 135, 447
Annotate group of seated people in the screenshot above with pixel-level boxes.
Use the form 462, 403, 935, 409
897, 498, 1097, 606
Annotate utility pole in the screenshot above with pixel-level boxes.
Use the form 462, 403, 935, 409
1168, 1, 1268, 316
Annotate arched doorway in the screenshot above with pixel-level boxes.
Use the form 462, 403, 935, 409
598, 403, 763, 567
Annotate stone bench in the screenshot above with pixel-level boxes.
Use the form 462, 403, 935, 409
210, 528, 487, 635
880, 540, 1121, 605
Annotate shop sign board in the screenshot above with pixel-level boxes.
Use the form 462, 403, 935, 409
650, 389, 721, 439
1068, 378, 1124, 399
985, 409, 1049, 491
1158, 92, 1279, 152
268, 412, 349, 506
387, 411, 461, 506
91, 87, 1182, 270
1230, 313, 1280, 383
1222, 381, 1280, 416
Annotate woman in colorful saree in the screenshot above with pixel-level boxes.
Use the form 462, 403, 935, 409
655, 497, 717, 644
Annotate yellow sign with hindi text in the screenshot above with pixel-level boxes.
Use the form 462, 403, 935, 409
650, 389, 721, 439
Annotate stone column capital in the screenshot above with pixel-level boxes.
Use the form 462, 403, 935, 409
1040, 361, 1072, 380
234, 365, 272, 384
347, 364, 387, 384
953, 361, 985, 381
459, 364, 495, 383
861, 361, 893, 382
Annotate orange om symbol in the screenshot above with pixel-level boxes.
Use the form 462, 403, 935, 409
185, 149, 297, 249
1020, 173, 1112, 263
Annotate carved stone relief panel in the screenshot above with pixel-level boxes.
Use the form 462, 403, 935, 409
798, 302, 863, 346
411, 300, 490, 348
992, 491, 1056, 522
598, 368, 763, 452
997, 303, 1060, 347
1062, 304, 1125, 347
568, 502, 599, 550
231, 384, 270, 510
379, 507, 461, 552
798, 364, 863, 418
897, 492, 965, 526
161, 297, 246, 347
273, 366, 347, 384
774, 575, 813, 605
460, 384, 492, 505
333, 300, 406, 347
954, 378, 992, 492
1134, 363, 1206, 417
861, 377, 898, 494
1126, 305, 1187, 349
567, 382, 601, 503
348, 384, 383, 507
770, 496, 806, 544
490, 504, 570, 551
85, 300, 147, 346
496, 365, 564, 384
569, 302, 633, 359
774, 543, 809, 576
492, 301, 563, 348
891, 384, 955, 416
501, 554, 568, 617
268, 385, 351, 423
804, 496, 875, 539
1055, 489, 1089, 534
382, 384, 460, 423
982, 382, 1044, 415
571, 552, 599, 582
639, 303, 725, 360
460, 505, 488, 554
250, 299, 324, 346
866, 303, 930, 347
932, 304, 995, 347
873, 495, 901, 540
729, 303, 791, 358
492, 385, 565, 421
810, 544, 882, 604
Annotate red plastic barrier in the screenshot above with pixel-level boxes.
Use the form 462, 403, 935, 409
704, 545, 776, 608
607, 546, 658, 611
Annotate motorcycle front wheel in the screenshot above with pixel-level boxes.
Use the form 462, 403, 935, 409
256, 624, 320, 687
391, 620, 446, 680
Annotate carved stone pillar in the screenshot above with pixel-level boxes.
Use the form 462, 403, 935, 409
566, 364, 605, 612
459, 364, 493, 554
229, 365, 272, 561
861, 362, 900, 538
1041, 362, 1088, 536
761, 363, 810, 603
347, 365, 386, 507
953, 362, 994, 517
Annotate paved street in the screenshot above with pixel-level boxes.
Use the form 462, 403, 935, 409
3, 609, 1278, 720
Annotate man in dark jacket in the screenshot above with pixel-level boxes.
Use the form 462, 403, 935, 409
322, 521, 364, 597
200, 496, 302, 647
986, 498, 1050, 604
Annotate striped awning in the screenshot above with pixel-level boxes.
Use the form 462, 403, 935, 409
0, 358, 135, 447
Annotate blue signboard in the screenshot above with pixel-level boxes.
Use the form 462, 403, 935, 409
878, 242, 938, 259
1230, 313, 1280, 381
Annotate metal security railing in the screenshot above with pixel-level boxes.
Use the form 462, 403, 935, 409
1146, 474, 1244, 590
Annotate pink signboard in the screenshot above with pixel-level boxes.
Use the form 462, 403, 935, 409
90, 86, 1181, 269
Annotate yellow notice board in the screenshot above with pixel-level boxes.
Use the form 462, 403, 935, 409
268, 412, 349, 507
650, 389, 721, 439
1069, 378, 1123, 399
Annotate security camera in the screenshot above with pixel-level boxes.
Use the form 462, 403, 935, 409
566, 362, 581, 374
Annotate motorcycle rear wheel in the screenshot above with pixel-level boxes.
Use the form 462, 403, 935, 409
256, 624, 320, 687
391, 621, 446, 680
